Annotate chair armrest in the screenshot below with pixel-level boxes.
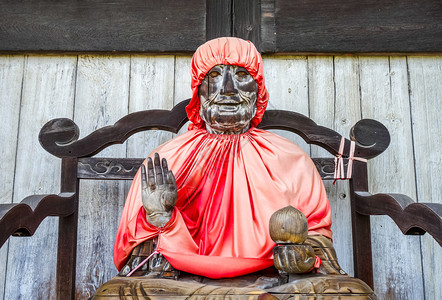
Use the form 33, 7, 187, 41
353, 191, 442, 246
0, 193, 75, 247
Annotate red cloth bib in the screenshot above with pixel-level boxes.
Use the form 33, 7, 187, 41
113, 128, 332, 278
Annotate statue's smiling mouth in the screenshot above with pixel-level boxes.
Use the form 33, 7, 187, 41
214, 99, 242, 112
215, 99, 241, 105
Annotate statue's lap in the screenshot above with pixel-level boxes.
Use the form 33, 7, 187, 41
93, 271, 376, 299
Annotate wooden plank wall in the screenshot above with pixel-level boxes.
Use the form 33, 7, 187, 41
1, 0, 440, 54
0, 55, 440, 299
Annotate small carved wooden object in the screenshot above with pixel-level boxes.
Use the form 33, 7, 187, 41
270, 206, 316, 274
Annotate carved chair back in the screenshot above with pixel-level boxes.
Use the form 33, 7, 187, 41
2, 99, 440, 299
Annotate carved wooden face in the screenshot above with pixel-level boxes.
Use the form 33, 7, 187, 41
198, 65, 258, 134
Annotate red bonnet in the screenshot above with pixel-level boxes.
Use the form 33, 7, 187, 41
186, 37, 269, 130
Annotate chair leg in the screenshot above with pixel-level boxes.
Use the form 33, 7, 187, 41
56, 212, 78, 300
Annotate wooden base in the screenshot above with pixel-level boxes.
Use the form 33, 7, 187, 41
93, 273, 375, 299
92, 277, 275, 299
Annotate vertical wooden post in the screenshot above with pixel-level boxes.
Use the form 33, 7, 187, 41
232, 0, 261, 49
206, 0, 233, 40
205, 0, 262, 51
349, 161, 374, 289
56, 158, 79, 300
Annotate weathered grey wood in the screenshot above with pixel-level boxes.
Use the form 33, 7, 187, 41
1, 55, 441, 299
78, 158, 142, 180
173, 56, 192, 134
263, 56, 310, 154
127, 56, 175, 159
307, 56, 354, 276
333, 56, 366, 276
407, 56, 442, 300
4, 55, 76, 299
77, 157, 347, 182
0, 55, 24, 300
359, 56, 424, 299
73, 55, 130, 299
124, 55, 176, 235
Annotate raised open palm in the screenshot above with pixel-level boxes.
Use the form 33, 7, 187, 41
141, 153, 177, 227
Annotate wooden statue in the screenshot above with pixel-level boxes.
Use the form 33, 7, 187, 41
93, 37, 376, 299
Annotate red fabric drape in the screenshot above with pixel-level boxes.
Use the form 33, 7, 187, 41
113, 37, 332, 279
114, 129, 332, 278
186, 37, 269, 130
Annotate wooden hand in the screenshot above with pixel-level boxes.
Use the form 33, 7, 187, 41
141, 153, 177, 227
273, 244, 316, 274
269, 205, 316, 274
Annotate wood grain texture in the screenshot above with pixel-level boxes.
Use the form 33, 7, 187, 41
206, 0, 232, 40
76, 157, 346, 182
73, 55, 130, 299
273, 0, 442, 53
0, 55, 24, 299
233, 0, 261, 49
39, 102, 190, 158
124, 56, 176, 255
260, 0, 276, 53
0, 0, 205, 53
0, 193, 76, 246
4, 55, 76, 299
354, 192, 442, 244
263, 56, 310, 154
407, 56, 442, 300
359, 56, 424, 299
78, 158, 143, 180
307, 56, 355, 276
173, 56, 192, 135
333, 56, 364, 277
1, 55, 441, 299
1, 0, 441, 54
127, 56, 175, 159
93, 277, 275, 299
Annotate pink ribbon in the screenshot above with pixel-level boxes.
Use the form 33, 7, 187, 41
126, 250, 159, 277
333, 137, 367, 184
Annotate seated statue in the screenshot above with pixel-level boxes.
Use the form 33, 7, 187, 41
93, 37, 376, 299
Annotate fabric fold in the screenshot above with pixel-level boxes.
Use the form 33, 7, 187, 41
114, 128, 332, 278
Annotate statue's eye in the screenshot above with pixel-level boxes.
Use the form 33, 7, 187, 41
235, 71, 250, 81
208, 71, 221, 78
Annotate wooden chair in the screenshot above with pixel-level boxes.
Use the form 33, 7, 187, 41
1, 99, 441, 299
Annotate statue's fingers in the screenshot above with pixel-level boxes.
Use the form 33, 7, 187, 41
162, 158, 169, 183
154, 153, 164, 185
147, 157, 156, 189
141, 164, 148, 191
274, 253, 283, 270
167, 171, 177, 192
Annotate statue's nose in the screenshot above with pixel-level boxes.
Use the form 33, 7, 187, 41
221, 68, 238, 95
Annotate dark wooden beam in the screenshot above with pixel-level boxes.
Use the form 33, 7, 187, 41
0, 0, 206, 53
0, 0, 440, 53
56, 158, 79, 299
260, 0, 276, 53
233, 0, 261, 50
206, 0, 233, 40
349, 162, 374, 289
271, 0, 442, 54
